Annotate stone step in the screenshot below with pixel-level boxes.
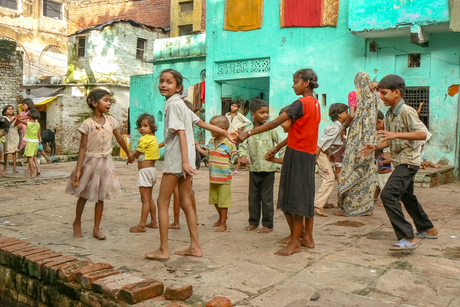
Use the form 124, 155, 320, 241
415, 165, 455, 188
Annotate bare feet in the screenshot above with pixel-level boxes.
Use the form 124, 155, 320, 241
278, 235, 292, 244
333, 211, 345, 216
169, 222, 180, 229
93, 229, 106, 240
36, 171, 41, 176
29, 173, 36, 178
324, 202, 339, 209
175, 246, 203, 257
315, 208, 328, 217
213, 220, 221, 227
215, 224, 227, 232
13, 169, 18, 173
275, 243, 301, 256
146, 222, 159, 229
363, 212, 373, 217
258, 227, 273, 233
434, 164, 441, 168
130, 225, 146, 233
145, 248, 169, 260
245, 225, 257, 231
73, 221, 84, 237
300, 237, 315, 249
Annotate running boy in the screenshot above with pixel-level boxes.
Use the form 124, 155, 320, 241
239, 99, 279, 233
314, 103, 348, 217
195, 115, 238, 232
360, 74, 438, 251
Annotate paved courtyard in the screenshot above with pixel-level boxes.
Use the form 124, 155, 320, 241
1, 161, 460, 306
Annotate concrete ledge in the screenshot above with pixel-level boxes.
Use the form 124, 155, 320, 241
415, 165, 455, 188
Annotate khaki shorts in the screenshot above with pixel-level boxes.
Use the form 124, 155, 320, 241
137, 167, 157, 187
209, 183, 231, 208
377, 172, 392, 190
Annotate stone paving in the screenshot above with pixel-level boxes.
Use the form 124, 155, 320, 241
1, 161, 460, 306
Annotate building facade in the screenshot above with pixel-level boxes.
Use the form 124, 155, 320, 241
169, 0, 206, 37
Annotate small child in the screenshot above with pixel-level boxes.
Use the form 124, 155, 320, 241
239, 98, 280, 233
374, 149, 392, 204
195, 115, 237, 232
360, 74, 438, 251
65, 88, 134, 240
23, 109, 41, 178
129, 114, 160, 233
420, 145, 440, 169
314, 103, 348, 217
225, 101, 251, 175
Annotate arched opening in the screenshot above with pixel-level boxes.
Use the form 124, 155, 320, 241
39, 45, 67, 76
0, 36, 32, 76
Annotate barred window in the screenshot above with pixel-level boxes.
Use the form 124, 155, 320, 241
136, 38, 147, 60
77, 37, 86, 57
43, 0, 62, 19
404, 87, 430, 128
0, 0, 17, 9
180, 1, 193, 12
179, 24, 193, 36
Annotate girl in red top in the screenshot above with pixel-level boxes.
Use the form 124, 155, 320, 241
237, 69, 321, 256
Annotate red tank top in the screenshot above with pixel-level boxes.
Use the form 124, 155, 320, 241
287, 96, 321, 155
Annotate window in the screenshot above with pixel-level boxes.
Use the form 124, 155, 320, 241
136, 38, 147, 60
180, 1, 193, 12
77, 37, 86, 57
321, 94, 327, 107
0, 0, 17, 9
179, 24, 193, 36
408, 53, 421, 68
43, 0, 62, 19
405, 86, 430, 128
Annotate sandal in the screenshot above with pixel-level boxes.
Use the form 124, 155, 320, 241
415, 231, 438, 239
389, 238, 417, 251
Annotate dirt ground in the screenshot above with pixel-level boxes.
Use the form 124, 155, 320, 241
1, 161, 460, 307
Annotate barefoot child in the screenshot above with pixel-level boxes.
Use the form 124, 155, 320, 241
420, 145, 440, 169
225, 101, 251, 175
195, 115, 237, 232
373, 111, 392, 204
360, 74, 438, 251
314, 103, 348, 217
238, 68, 321, 256
23, 109, 41, 178
145, 69, 235, 260
65, 89, 134, 240
239, 99, 280, 233
130, 114, 160, 232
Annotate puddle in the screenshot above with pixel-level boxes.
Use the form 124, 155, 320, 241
332, 220, 365, 227
445, 247, 460, 259
365, 231, 394, 240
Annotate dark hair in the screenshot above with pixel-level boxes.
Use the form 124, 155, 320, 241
328, 103, 348, 122
293, 68, 319, 90
279, 106, 289, 115
136, 113, 157, 134
377, 110, 385, 120
22, 98, 35, 112
183, 99, 193, 111
249, 98, 268, 113
231, 101, 240, 108
29, 109, 40, 120
210, 115, 229, 130
375, 149, 383, 156
86, 89, 111, 110
378, 74, 406, 96
2, 105, 14, 116
160, 69, 184, 95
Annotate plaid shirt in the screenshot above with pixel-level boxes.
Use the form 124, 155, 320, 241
385, 99, 426, 167
240, 124, 280, 172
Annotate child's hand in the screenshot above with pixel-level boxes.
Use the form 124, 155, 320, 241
236, 131, 249, 143
378, 161, 383, 166
265, 151, 275, 161
194, 140, 200, 149
182, 163, 197, 178
359, 144, 376, 159
127, 152, 135, 164
377, 130, 396, 141
239, 156, 249, 167
224, 131, 236, 143
73, 172, 81, 188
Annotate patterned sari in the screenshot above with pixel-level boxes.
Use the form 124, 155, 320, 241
338, 72, 378, 216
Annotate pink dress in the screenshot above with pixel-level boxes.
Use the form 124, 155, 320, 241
18, 111, 30, 150
65, 115, 122, 202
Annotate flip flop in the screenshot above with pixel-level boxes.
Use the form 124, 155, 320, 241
389, 238, 417, 251
415, 231, 438, 239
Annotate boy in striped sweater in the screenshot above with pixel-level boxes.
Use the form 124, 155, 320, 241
196, 115, 238, 232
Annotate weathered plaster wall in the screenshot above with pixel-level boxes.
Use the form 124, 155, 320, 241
68, 0, 171, 34
170, 0, 205, 37
349, 0, 450, 33
66, 22, 168, 85
0, 41, 23, 109
0, 0, 69, 77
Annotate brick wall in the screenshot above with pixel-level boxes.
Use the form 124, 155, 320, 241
201, 0, 207, 31
68, 0, 171, 34
0, 41, 23, 110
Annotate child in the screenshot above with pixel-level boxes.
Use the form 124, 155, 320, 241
225, 101, 251, 174
0, 117, 9, 175
360, 74, 438, 251
420, 145, 440, 169
17, 99, 36, 151
239, 98, 280, 233
129, 114, 160, 233
65, 89, 134, 240
145, 69, 234, 260
314, 103, 348, 217
195, 115, 237, 232
238, 68, 321, 256
374, 149, 392, 204
23, 109, 41, 178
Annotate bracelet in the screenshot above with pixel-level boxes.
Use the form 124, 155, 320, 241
248, 130, 252, 136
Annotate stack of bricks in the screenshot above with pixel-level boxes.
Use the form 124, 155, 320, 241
0, 234, 197, 306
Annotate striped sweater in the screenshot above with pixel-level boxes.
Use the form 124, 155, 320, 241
207, 137, 238, 184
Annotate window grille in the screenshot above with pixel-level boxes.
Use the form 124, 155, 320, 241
179, 24, 193, 36
136, 38, 146, 60
43, 0, 62, 19
77, 38, 86, 57
0, 0, 17, 9
180, 1, 193, 12
404, 87, 429, 128
43, 45, 64, 54
408, 54, 421, 68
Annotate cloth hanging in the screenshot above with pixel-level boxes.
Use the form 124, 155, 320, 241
280, 0, 339, 27
200, 81, 205, 104
193, 83, 202, 112
224, 0, 264, 31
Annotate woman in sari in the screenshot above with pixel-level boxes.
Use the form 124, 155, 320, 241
335, 72, 378, 216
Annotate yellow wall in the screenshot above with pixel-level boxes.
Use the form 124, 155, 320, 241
170, 0, 202, 37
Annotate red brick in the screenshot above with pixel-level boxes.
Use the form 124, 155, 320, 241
119, 279, 164, 304
81, 290, 103, 307
165, 303, 189, 307
58, 259, 93, 282
42, 256, 77, 284
75, 263, 113, 283
91, 272, 143, 300
0, 237, 22, 248
11, 247, 51, 270
28, 254, 65, 279
81, 269, 120, 290
0, 242, 32, 264
206, 296, 233, 307
164, 284, 193, 301
24, 251, 61, 275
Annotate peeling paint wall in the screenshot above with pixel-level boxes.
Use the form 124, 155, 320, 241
0, 41, 23, 109
65, 22, 168, 85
